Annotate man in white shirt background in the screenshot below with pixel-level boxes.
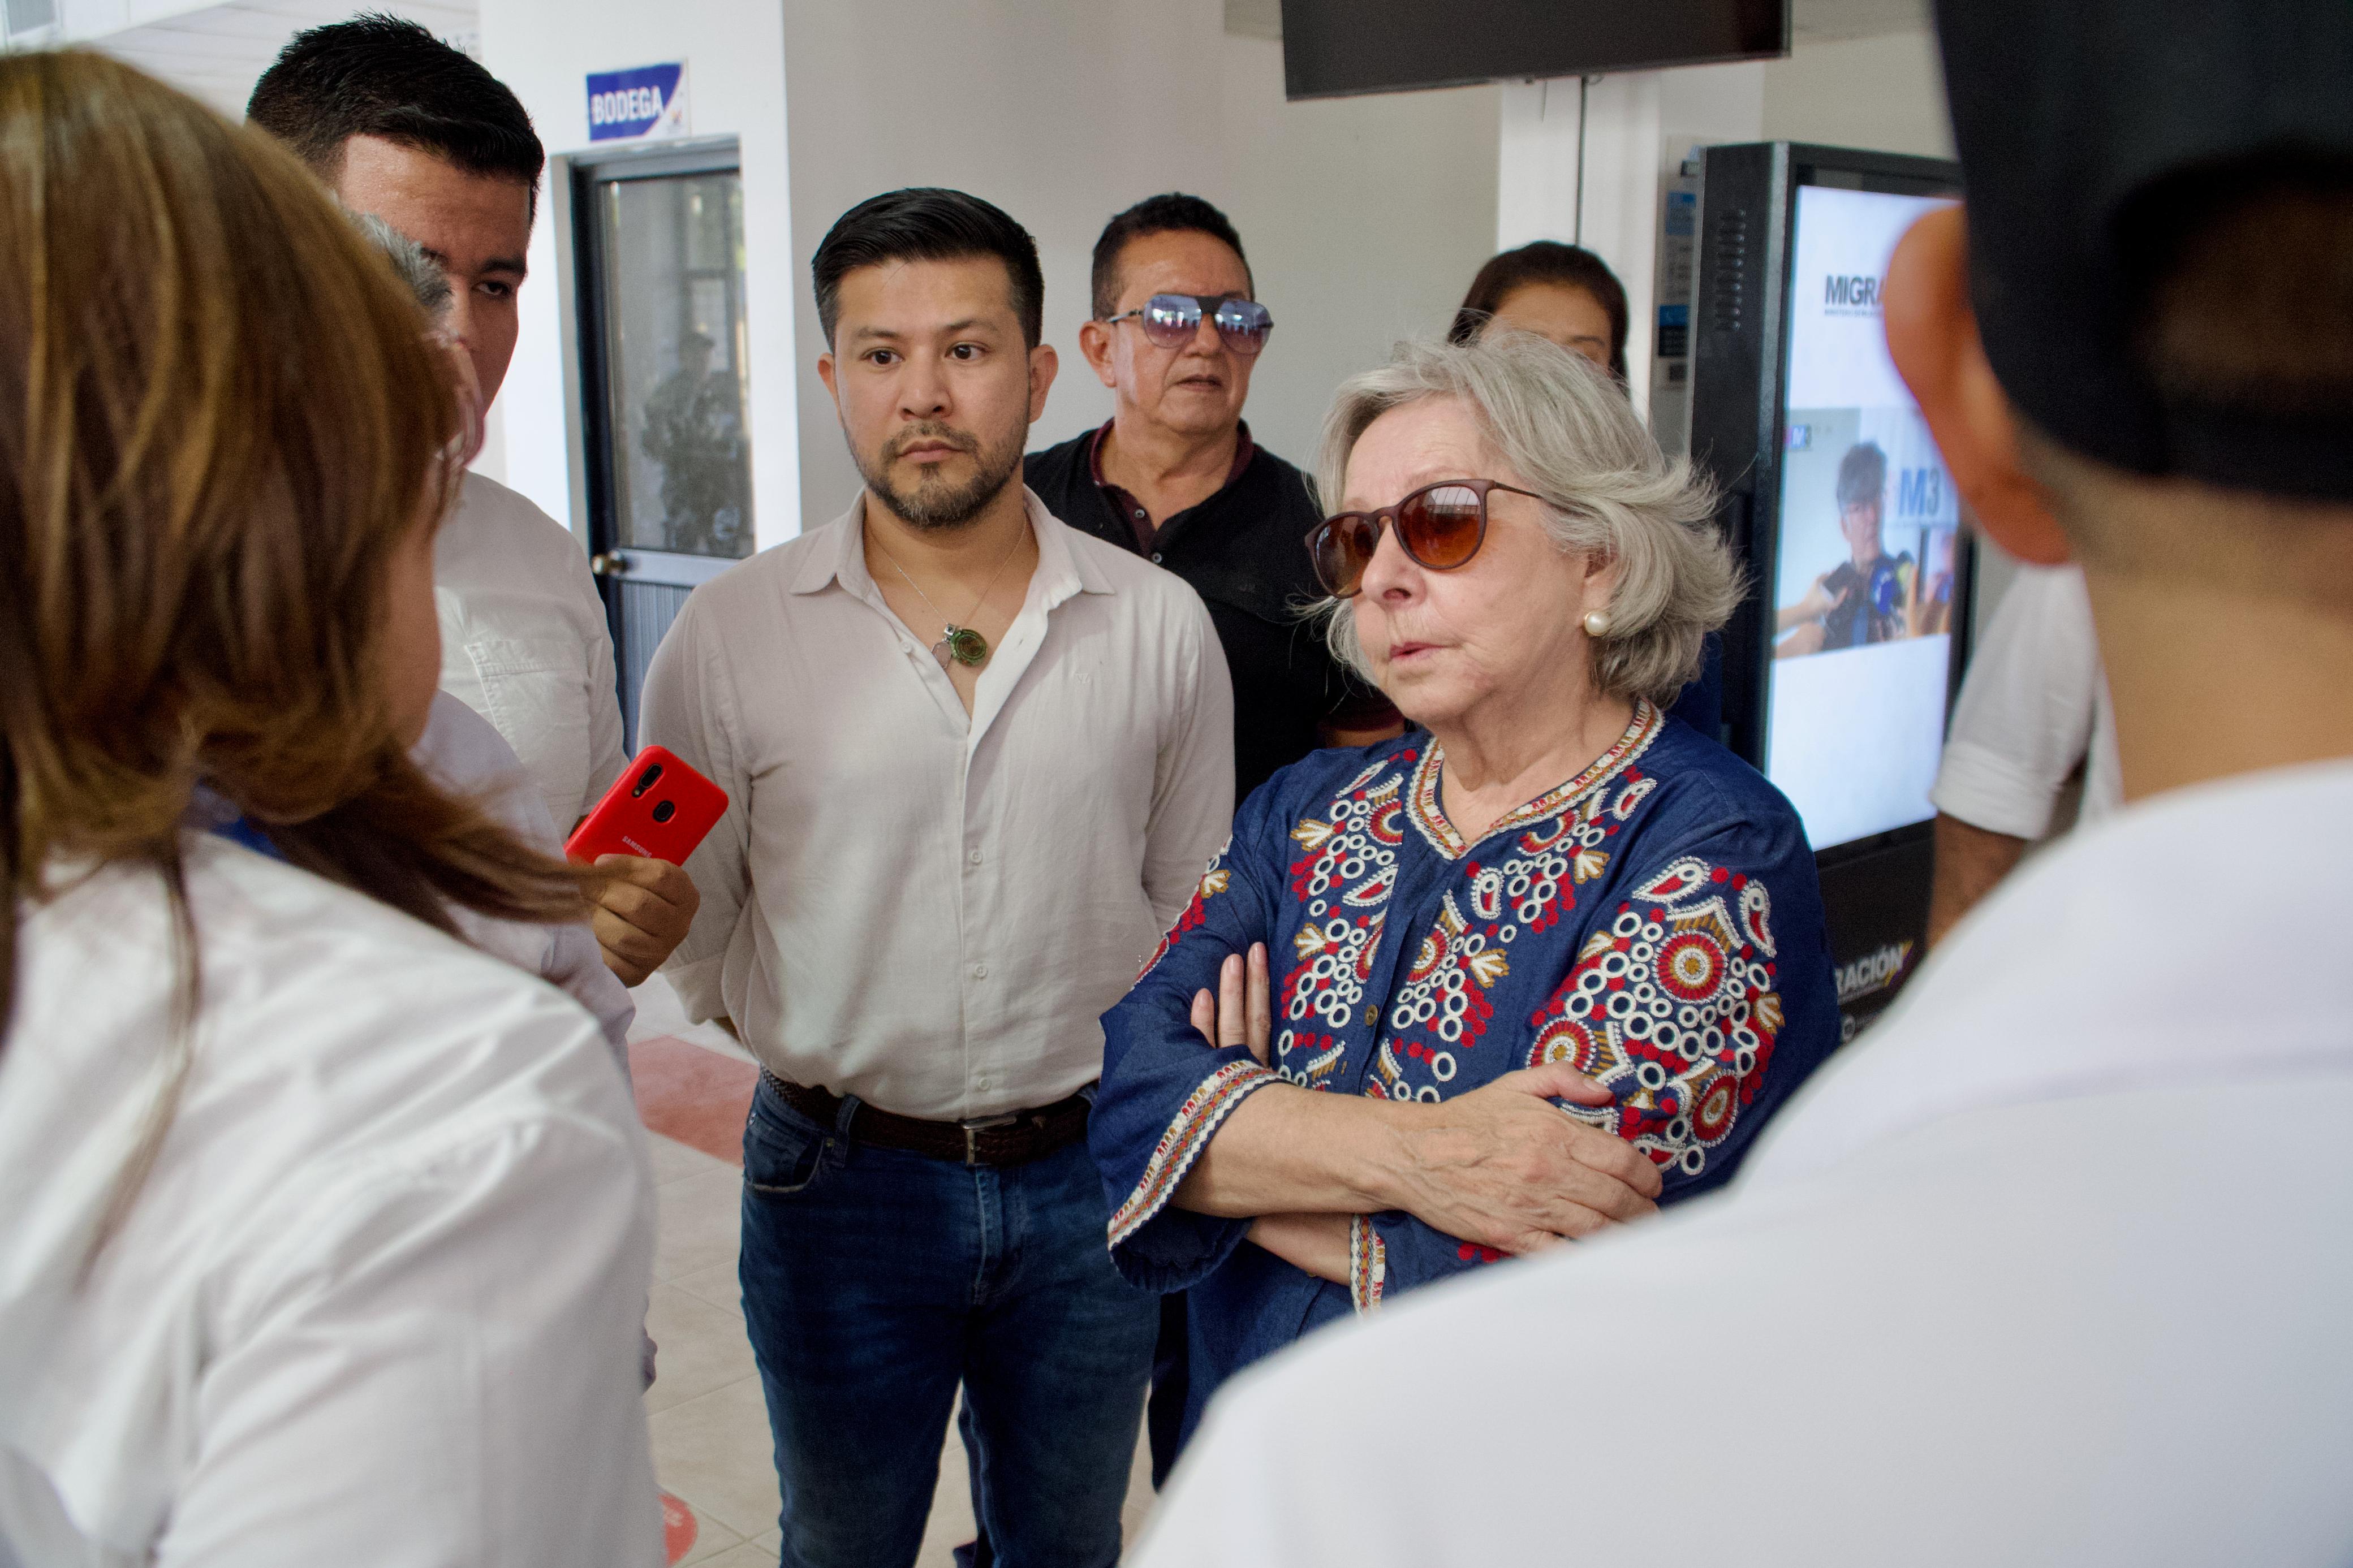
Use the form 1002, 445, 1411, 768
248, 17, 696, 987
1128, 0, 2353, 1562
1926, 560, 2119, 942
641, 188, 1232, 1568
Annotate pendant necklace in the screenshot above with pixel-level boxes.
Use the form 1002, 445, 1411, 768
872, 524, 1025, 670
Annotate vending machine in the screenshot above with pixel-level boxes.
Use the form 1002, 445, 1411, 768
1687, 142, 1972, 1039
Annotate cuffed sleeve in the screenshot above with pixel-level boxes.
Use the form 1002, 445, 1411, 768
1930, 564, 2101, 839
1093, 783, 1286, 1294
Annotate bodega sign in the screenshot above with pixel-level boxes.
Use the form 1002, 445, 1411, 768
587, 62, 689, 142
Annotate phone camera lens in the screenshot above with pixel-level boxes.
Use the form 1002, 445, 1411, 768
651, 800, 677, 824
632, 763, 665, 797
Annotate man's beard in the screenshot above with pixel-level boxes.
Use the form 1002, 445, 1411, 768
856, 420, 1025, 532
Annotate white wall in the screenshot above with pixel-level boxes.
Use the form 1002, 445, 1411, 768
782, 0, 1500, 529
1496, 63, 1766, 420
1763, 29, 1953, 159
479, 0, 800, 550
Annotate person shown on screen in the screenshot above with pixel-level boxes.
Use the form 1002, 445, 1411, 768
1122, 0, 2353, 1559
1775, 440, 1914, 656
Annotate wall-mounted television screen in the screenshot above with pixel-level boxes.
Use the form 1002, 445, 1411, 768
1762, 182, 1963, 853
1685, 142, 1967, 1034
1278, 0, 1790, 100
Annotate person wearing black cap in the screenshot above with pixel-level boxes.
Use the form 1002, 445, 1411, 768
1121, 0, 2353, 1560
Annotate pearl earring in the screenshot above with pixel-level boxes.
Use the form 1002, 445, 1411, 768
1583, 608, 1613, 638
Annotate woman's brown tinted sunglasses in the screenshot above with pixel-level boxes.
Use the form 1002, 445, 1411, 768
1305, 478, 1544, 598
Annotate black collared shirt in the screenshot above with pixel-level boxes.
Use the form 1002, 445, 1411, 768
1027, 421, 1398, 800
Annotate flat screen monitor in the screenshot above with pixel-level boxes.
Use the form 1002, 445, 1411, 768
1761, 181, 1963, 854
1277, 0, 1789, 100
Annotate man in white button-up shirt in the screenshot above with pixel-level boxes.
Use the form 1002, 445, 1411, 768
641, 189, 1232, 1568
249, 17, 699, 989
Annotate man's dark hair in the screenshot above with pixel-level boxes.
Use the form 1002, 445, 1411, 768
1090, 193, 1253, 321
813, 188, 1045, 349
1837, 442, 1887, 510
1449, 241, 1631, 385
247, 14, 544, 214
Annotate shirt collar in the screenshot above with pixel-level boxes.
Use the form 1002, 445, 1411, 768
1085, 418, 1257, 493
791, 486, 1113, 602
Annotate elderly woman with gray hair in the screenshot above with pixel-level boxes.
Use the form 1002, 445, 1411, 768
1090, 331, 1840, 1453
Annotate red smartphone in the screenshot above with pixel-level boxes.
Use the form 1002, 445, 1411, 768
564, 746, 729, 866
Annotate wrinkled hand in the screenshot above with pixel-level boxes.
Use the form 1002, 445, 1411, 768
592, 854, 700, 987
1189, 942, 1273, 1065
1385, 1063, 1663, 1256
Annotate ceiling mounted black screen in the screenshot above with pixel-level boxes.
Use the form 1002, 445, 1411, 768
1278, 0, 1790, 100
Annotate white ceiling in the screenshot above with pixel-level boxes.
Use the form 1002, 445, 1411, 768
92, 0, 476, 119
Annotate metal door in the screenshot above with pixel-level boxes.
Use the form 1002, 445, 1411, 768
572, 140, 755, 745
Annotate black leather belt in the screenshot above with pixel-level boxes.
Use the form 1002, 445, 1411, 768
761, 1070, 1092, 1168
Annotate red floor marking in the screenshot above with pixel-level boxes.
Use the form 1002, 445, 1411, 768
660, 1489, 699, 1563
629, 1035, 755, 1167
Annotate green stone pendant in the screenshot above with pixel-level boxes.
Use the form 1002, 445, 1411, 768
934, 625, 989, 668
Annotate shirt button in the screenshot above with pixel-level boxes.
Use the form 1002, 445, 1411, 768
977, 1075, 994, 1090
1134, 508, 1147, 520
969, 849, 984, 865
972, 964, 988, 979
1150, 552, 1163, 563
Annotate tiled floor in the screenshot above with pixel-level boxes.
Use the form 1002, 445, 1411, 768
629, 978, 1158, 1567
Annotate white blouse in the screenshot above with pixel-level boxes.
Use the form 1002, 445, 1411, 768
415, 690, 635, 1065
0, 836, 661, 1567
436, 471, 630, 831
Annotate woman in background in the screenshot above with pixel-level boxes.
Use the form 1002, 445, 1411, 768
0, 53, 660, 1565
1450, 240, 1631, 385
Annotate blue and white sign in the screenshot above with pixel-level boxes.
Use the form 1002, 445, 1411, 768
587, 62, 689, 142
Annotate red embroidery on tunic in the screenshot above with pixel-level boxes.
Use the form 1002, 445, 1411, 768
1108, 1059, 1278, 1248
1524, 854, 1784, 1178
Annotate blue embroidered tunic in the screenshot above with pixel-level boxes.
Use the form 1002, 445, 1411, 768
1089, 700, 1840, 1447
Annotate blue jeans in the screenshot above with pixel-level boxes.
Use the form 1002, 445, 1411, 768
739, 1078, 1157, 1568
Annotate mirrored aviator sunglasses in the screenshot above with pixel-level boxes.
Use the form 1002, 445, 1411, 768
1109, 292, 1274, 356
1305, 478, 1544, 598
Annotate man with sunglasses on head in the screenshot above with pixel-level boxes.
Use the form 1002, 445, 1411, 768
1028, 195, 1403, 806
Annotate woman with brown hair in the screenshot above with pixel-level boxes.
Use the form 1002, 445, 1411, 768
0, 53, 660, 1565
1449, 240, 1631, 385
